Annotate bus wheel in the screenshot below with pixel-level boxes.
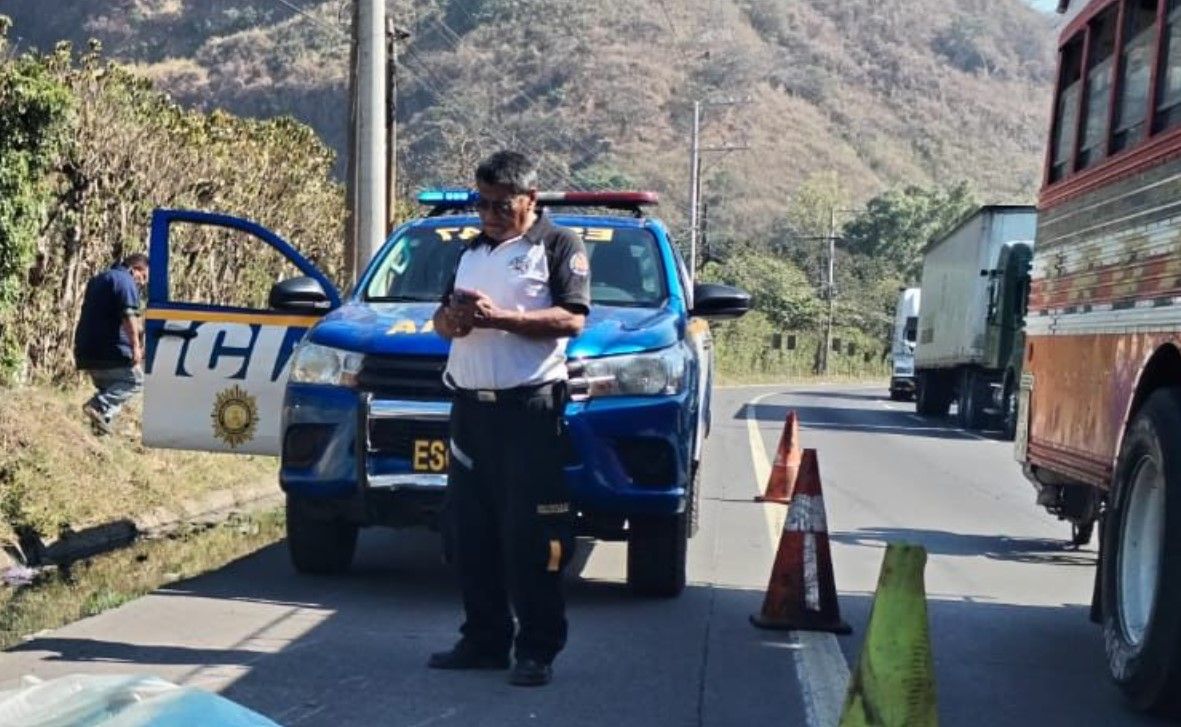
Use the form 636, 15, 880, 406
1071, 520, 1094, 548
1103, 387, 1181, 715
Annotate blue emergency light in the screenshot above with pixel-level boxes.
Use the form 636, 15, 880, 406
416, 188, 476, 205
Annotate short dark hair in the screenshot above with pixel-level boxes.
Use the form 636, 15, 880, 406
122, 253, 150, 270
475, 151, 538, 194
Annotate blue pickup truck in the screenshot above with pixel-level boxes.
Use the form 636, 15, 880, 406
140, 191, 749, 596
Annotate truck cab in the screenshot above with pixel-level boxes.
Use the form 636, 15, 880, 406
889, 287, 921, 401
139, 191, 749, 597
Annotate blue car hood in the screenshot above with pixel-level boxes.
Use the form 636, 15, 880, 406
309, 301, 682, 358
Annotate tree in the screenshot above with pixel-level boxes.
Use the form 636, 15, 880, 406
841, 182, 976, 283
700, 250, 821, 331
775, 171, 851, 290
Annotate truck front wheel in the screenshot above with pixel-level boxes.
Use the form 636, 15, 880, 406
1000, 377, 1018, 441
286, 495, 359, 575
627, 511, 688, 598
1102, 387, 1181, 715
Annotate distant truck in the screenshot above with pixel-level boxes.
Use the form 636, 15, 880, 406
888, 288, 921, 401
914, 205, 1036, 437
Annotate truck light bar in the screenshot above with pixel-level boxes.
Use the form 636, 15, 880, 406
417, 189, 659, 217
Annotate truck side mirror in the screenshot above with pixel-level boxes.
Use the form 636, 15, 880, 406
690, 283, 751, 321
269, 276, 333, 314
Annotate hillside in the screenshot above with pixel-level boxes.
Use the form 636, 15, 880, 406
3, 0, 1057, 242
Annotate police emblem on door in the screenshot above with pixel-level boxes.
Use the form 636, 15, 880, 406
211, 384, 259, 448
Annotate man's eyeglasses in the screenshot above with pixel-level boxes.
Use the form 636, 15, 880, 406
474, 196, 521, 216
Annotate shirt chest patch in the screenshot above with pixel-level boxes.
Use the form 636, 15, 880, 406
506, 245, 549, 280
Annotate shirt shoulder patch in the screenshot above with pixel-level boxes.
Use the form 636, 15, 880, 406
569, 252, 589, 277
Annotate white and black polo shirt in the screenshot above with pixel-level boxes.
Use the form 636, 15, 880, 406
443, 214, 591, 390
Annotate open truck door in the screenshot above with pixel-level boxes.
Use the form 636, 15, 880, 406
142, 209, 341, 455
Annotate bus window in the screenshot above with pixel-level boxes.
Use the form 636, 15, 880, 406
1112, 0, 1159, 153
1155, 0, 1181, 132
1078, 8, 1118, 170
1051, 35, 1086, 182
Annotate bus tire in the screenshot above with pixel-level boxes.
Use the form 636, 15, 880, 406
1103, 387, 1181, 715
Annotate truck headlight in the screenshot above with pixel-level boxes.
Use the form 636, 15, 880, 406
289, 342, 363, 386
573, 346, 689, 398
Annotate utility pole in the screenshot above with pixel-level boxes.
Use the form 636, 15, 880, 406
343, 1, 359, 281
688, 101, 701, 286
687, 97, 751, 285
821, 206, 837, 375
385, 21, 410, 234
353, 0, 387, 276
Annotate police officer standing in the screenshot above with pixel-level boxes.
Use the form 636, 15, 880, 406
429, 151, 590, 687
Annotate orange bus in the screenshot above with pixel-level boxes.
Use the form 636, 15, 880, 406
1020, 0, 1181, 713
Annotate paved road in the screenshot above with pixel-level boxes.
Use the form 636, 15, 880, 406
0, 385, 1160, 725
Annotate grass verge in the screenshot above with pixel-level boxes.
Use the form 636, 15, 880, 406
0, 508, 286, 650
0, 385, 277, 545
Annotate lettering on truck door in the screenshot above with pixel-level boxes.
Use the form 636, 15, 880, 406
142, 210, 340, 456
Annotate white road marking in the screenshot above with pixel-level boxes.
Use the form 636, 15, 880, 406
744, 391, 850, 727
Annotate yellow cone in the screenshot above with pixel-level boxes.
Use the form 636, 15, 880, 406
839, 543, 937, 727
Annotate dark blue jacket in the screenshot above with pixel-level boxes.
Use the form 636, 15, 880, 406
74, 265, 140, 369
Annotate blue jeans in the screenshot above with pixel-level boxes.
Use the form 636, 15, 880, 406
85, 366, 143, 424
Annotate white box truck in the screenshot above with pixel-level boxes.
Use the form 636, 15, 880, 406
914, 205, 1036, 434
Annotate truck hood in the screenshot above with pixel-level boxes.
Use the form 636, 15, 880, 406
307, 301, 682, 358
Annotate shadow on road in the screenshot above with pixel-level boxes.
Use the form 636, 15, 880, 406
5, 527, 1155, 725
4, 530, 793, 727
736, 403, 982, 441
830, 527, 1097, 567
786, 389, 889, 403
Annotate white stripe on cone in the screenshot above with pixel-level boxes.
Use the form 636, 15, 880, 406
787, 494, 828, 533
803, 532, 820, 611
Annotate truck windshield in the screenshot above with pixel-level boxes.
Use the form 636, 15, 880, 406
364, 223, 668, 307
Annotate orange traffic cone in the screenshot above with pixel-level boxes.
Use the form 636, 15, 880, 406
751, 448, 851, 634
755, 411, 801, 504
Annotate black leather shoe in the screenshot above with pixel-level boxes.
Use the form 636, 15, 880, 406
509, 658, 552, 686
427, 643, 509, 670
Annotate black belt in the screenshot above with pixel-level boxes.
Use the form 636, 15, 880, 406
451, 380, 564, 404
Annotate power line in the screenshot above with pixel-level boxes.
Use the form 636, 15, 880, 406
426, 14, 604, 180
267, 0, 349, 40
399, 51, 584, 191
400, 42, 587, 191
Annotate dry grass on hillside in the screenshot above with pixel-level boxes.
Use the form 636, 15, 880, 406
0, 386, 277, 545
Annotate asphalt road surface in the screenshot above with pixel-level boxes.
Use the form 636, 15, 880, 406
0, 385, 1163, 726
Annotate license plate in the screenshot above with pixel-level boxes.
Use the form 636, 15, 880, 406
412, 439, 449, 473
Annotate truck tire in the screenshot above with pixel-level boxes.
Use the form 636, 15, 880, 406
688, 460, 701, 539
1001, 377, 1018, 441
957, 369, 986, 430
1102, 388, 1181, 715
286, 495, 358, 575
916, 371, 951, 417
627, 510, 688, 598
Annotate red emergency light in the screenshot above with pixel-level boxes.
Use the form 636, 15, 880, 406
535, 191, 659, 208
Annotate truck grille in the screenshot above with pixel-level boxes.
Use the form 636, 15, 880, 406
357, 355, 450, 399
368, 419, 451, 456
